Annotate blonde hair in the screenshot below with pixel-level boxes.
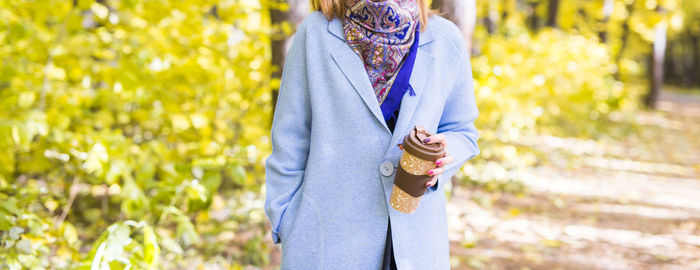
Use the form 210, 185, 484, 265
311, 0, 432, 32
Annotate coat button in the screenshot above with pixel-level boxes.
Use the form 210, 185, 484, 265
380, 160, 394, 177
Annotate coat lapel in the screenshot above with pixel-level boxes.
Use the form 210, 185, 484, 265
387, 49, 435, 152
330, 44, 389, 132
327, 18, 436, 147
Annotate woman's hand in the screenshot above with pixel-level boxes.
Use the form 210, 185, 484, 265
398, 133, 454, 187
422, 133, 453, 187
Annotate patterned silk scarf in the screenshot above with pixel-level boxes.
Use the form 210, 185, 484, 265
344, 0, 420, 107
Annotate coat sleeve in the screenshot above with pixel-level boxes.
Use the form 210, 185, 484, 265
431, 41, 480, 192
263, 20, 311, 244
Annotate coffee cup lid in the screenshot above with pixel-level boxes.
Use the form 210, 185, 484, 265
402, 126, 445, 161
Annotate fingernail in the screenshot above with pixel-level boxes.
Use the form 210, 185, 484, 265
435, 160, 442, 165
423, 138, 430, 143
428, 170, 433, 175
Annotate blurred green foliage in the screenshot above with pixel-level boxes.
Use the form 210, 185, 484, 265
464, 29, 643, 192
1, 0, 273, 268
457, 0, 697, 192
0, 0, 698, 269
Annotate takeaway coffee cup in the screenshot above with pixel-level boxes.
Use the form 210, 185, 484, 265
390, 126, 445, 214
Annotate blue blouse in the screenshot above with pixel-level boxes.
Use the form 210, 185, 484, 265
381, 27, 419, 133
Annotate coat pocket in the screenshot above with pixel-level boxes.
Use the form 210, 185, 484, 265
278, 188, 303, 242
280, 193, 323, 269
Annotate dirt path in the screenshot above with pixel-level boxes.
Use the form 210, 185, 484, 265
447, 93, 700, 270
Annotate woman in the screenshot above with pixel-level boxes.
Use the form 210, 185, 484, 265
264, 0, 480, 268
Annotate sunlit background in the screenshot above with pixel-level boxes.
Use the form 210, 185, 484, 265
1, 0, 698, 269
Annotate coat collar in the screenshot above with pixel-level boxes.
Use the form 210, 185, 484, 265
327, 17, 435, 46
329, 17, 436, 153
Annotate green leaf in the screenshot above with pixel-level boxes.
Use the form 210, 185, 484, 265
142, 224, 160, 270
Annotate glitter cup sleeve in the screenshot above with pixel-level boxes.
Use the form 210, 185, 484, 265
390, 126, 445, 214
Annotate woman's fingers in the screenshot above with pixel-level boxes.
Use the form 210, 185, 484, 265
427, 166, 444, 176
425, 174, 438, 187
422, 133, 447, 147
435, 152, 454, 167
419, 134, 448, 187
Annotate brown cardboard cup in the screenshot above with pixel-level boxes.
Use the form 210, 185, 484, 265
390, 126, 445, 213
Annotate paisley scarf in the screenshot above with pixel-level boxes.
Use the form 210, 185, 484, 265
344, 0, 420, 127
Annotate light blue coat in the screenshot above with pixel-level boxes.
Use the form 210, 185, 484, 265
264, 11, 480, 270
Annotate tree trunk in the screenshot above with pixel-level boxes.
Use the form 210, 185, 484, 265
529, 1, 540, 30
546, 0, 560, 28
270, 0, 309, 121
690, 33, 700, 86
501, 0, 509, 24
646, 21, 667, 108
615, 2, 634, 80
663, 40, 676, 85
431, 0, 478, 53
599, 0, 614, 42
